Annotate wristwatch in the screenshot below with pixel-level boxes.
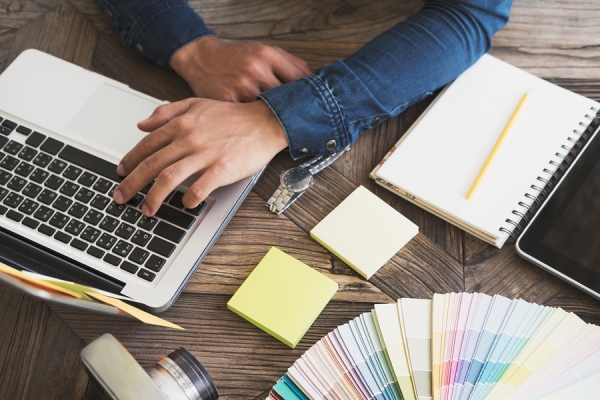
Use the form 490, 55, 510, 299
267, 146, 351, 214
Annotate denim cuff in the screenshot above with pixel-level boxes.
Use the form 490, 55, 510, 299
101, 0, 213, 68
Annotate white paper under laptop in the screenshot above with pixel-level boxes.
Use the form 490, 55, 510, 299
0, 49, 261, 311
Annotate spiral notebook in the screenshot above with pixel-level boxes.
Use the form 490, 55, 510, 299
370, 54, 600, 248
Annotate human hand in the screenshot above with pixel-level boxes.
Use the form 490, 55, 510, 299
112, 98, 289, 215
170, 36, 311, 102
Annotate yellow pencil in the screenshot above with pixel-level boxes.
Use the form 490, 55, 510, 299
466, 91, 529, 200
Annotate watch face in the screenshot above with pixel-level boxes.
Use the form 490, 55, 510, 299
281, 167, 313, 192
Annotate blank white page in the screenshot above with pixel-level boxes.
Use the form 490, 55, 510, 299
375, 55, 599, 247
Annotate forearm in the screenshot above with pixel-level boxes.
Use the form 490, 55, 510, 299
260, 0, 514, 159
93, 0, 213, 68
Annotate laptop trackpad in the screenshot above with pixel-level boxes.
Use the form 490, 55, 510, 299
65, 83, 162, 158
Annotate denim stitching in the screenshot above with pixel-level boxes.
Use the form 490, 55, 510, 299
126, 1, 190, 49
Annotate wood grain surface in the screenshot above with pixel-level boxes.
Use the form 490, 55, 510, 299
0, 0, 599, 399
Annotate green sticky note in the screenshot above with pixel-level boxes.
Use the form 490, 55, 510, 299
227, 247, 338, 348
310, 185, 418, 279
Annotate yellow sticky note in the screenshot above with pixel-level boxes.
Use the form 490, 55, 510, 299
227, 247, 338, 348
310, 186, 418, 279
86, 292, 184, 330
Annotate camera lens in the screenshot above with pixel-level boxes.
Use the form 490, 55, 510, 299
146, 348, 218, 400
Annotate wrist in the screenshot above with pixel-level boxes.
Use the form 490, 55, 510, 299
250, 100, 289, 153
170, 35, 221, 81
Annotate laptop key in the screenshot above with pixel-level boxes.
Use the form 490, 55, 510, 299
120, 261, 138, 274
16, 126, 32, 136
40, 138, 64, 155
106, 201, 126, 217
3, 192, 24, 208
75, 188, 95, 203
0, 136, 7, 149
68, 202, 88, 219
155, 205, 195, 229
49, 212, 69, 229
26, 132, 46, 148
59, 181, 79, 197
30, 168, 49, 184
0, 205, 7, 215
185, 201, 207, 216
0, 188, 8, 202
4, 141, 23, 155
32, 153, 52, 168
122, 208, 142, 224
6, 209, 24, 222
99, 216, 118, 232
0, 126, 11, 136
59, 145, 122, 182
103, 253, 121, 266
33, 205, 54, 222
139, 269, 158, 282
92, 178, 113, 194
145, 255, 165, 272
22, 217, 39, 229
112, 240, 133, 257
18, 147, 37, 162
137, 215, 157, 230
0, 155, 19, 171
44, 174, 64, 190
96, 233, 117, 250
154, 221, 185, 243
14, 162, 34, 177
1, 120, 17, 131
147, 237, 176, 258
87, 246, 104, 259
169, 191, 185, 208
81, 226, 101, 243
129, 247, 150, 264
127, 193, 144, 207
115, 222, 135, 239
70, 238, 87, 251
18, 199, 39, 215
77, 172, 97, 187
0, 171, 10, 185
83, 209, 103, 225
22, 183, 42, 199
54, 231, 71, 244
37, 189, 57, 205
131, 229, 151, 246
52, 195, 73, 212
65, 220, 85, 236
7, 176, 26, 191
48, 159, 67, 174
38, 224, 55, 236
63, 165, 82, 180
90, 194, 110, 210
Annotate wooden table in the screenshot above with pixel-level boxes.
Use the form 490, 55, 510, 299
1, 1, 600, 398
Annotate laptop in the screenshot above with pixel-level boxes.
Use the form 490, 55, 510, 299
517, 120, 600, 301
0, 49, 263, 312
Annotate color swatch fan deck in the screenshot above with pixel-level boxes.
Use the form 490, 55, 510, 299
268, 293, 600, 400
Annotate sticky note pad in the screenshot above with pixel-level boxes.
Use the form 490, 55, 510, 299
310, 185, 418, 279
227, 247, 338, 348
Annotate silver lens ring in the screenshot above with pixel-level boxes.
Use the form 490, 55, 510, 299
158, 356, 201, 400
162, 348, 219, 400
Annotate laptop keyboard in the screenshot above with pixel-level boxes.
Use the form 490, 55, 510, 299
0, 116, 206, 283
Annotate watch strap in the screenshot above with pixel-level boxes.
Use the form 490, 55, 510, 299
266, 185, 304, 214
301, 145, 351, 175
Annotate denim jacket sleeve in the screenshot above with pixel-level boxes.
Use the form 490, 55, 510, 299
260, 0, 514, 159
93, 0, 213, 68
94, 0, 513, 159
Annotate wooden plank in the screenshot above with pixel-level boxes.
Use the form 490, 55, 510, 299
50, 293, 377, 399
7, 2, 98, 70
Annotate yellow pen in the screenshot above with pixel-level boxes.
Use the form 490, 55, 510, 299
466, 91, 529, 200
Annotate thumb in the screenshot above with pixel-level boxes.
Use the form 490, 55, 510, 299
138, 98, 198, 132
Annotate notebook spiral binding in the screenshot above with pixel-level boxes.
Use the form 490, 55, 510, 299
500, 107, 600, 243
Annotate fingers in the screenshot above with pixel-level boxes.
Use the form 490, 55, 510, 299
182, 167, 222, 208
141, 157, 206, 215
271, 47, 312, 82
114, 144, 188, 207
137, 99, 197, 132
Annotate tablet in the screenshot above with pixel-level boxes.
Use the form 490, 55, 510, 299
517, 125, 600, 301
